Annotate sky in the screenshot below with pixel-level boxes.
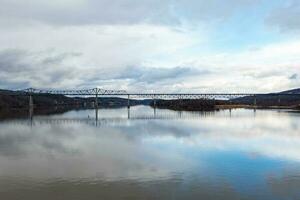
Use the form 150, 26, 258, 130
0, 0, 299, 93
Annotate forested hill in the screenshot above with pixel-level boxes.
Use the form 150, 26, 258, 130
232, 88, 300, 106
279, 88, 300, 94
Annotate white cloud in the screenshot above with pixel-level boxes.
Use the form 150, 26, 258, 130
180, 40, 300, 92
0, 0, 299, 92
0, 24, 200, 89
0, 22, 299, 92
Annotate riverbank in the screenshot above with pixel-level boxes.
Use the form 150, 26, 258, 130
215, 104, 300, 110
152, 99, 300, 112
151, 99, 216, 111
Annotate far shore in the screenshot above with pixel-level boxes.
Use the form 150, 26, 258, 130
216, 104, 300, 110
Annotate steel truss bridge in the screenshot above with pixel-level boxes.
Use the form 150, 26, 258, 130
4, 87, 299, 122
9, 87, 296, 99
5, 87, 300, 109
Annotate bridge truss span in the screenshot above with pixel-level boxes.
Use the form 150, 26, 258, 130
10, 88, 298, 100
127, 93, 256, 100
9, 88, 300, 99
21, 88, 128, 96
5, 87, 300, 113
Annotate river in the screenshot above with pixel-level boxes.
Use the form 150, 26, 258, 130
0, 106, 299, 199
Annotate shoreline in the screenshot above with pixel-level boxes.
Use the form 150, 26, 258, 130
215, 104, 300, 110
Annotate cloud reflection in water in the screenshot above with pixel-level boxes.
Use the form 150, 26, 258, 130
0, 107, 299, 199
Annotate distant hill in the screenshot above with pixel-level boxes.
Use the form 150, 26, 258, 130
279, 88, 300, 94
232, 88, 300, 106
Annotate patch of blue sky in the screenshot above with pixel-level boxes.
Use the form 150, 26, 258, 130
185, 0, 287, 55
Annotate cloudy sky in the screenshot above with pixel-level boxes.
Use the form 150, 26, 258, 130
0, 0, 299, 92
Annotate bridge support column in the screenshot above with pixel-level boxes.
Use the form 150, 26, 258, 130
29, 95, 34, 109
95, 108, 98, 125
253, 95, 257, 110
95, 89, 99, 123
179, 95, 183, 105
127, 107, 130, 119
153, 96, 156, 108
29, 94, 34, 120
127, 95, 130, 109
278, 95, 281, 107
95, 91, 98, 109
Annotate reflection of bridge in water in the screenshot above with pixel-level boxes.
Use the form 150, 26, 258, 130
11, 108, 221, 127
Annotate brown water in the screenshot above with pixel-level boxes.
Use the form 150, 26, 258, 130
0, 106, 300, 199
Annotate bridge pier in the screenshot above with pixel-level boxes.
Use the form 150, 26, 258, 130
95, 108, 98, 125
153, 96, 156, 108
29, 95, 34, 109
179, 94, 183, 105
253, 95, 257, 111
127, 95, 130, 109
95, 89, 99, 125
95, 91, 98, 109
127, 107, 130, 119
278, 95, 281, 106
28, 94, 34, 120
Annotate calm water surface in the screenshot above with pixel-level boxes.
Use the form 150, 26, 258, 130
0, 106, 300, 199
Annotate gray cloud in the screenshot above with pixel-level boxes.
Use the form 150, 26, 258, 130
0, 0, 261, 26
0, 49, 82, 89
0, 48, 209, 90
0, 49, 81, 72
289, 73, 298, 80
42, 52, 82, 65
266, 0, 300, 32
117, 66, 210, 84
0, 49, 30, 73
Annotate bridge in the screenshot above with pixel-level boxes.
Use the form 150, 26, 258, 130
4, 87, 300, 121
5, 87, 300, 109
